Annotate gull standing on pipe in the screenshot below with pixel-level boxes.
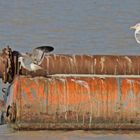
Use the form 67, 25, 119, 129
18, 46, 54, 72
130, 23, 140, 44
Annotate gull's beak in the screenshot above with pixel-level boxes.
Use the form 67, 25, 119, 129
130, 25, 136, 29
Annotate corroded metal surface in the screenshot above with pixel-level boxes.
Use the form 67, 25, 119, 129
1, 47, 140, 83
6, 76, 140, 130
20, 54, 140, 76
0, 47, 17, 83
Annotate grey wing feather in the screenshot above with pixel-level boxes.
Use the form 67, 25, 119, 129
32, 46, 54, 64
23, 55, 33, 65
32, 49, 44, 64
35, 46, 54, 53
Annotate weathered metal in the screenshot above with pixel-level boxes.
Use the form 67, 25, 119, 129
6, 75, 140, 130
0, 47, 18, 83
20, 54, 140, 76
1, 47, 140, 83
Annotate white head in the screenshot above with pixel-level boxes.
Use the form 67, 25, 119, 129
18, 57, 24, 63
130, 23, 140, 30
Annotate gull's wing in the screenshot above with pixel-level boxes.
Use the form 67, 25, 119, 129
35, 46, 54, 52
13, 51, 33, 65
32, 46, 54, 64
22, 55, 33, 65
135, 30, 140, 44
18, 54, 33, 71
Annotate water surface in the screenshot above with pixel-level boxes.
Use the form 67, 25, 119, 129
0, 0, 140, 54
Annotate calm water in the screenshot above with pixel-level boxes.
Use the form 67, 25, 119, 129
0, 0, 140, 54
0, 0, 140, 139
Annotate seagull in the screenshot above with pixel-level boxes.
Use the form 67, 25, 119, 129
18, 56, 43, 71
130, 23, 140, 44
18, 46, 54, 72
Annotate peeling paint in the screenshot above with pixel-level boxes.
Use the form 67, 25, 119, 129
1, 50, 140, 83
6, 75, 140, 130
100, 57, 105, 72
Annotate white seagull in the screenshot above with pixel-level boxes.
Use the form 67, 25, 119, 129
18, 46, 54, 72
130, 23, 140, 44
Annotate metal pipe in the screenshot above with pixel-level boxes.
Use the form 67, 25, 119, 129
6, 75, 140, 130
0, 47, 16, 83
1, 47, 140, 83
0, 52, 5, 78
20, 54, 140, 76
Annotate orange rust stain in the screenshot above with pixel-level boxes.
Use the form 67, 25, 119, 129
13, 76, 20, 102
11, 76, 140, 122
120, 79, 140, 119
19, 77, 46, 100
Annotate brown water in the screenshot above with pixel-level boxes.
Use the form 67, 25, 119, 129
0, 0, 140, 139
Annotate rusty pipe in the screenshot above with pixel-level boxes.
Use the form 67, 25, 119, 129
0, 52, 5, 78
40, 54, 140, 75
0, 47, 19, 83
1, 47, 140, 82
20, 54, 140, 76
6, 75, 140, 130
